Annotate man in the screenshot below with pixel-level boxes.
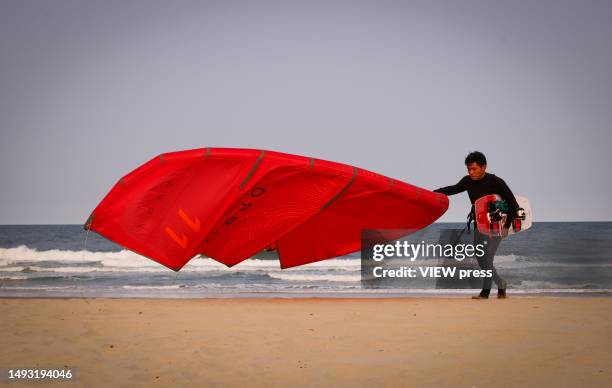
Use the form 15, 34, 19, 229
433, 151, 519, 299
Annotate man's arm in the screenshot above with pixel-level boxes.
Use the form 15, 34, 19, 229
433, 176, 468, 196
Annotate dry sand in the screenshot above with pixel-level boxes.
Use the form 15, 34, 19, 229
1, 296, 611, 387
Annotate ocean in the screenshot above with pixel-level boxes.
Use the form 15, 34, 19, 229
0, 223, 610, 298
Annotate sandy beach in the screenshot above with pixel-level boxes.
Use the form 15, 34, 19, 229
1, 296, 611, 387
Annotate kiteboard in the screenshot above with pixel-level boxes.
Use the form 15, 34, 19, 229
474, 194, 532, 237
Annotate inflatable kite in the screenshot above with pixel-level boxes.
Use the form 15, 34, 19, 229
85, 148, 448, 270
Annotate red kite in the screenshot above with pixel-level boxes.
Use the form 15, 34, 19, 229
85, 148, 448, 270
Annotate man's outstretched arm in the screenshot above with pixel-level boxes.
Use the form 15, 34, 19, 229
433, 176, 468, 196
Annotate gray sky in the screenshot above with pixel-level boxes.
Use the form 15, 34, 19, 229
1, 0, 611, 224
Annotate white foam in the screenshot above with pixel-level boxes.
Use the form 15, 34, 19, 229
268, 273, 361, 282
0, 246, 362, 273
516, 280, 602, 289
0, 275, 28, 280
122, 285, 185, 290
0, 246, 154, 267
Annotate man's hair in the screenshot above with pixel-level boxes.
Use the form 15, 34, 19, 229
465, 151, 487, 166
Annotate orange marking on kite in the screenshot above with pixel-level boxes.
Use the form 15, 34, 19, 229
165, 227, 188, 248
178, 209, 200, 232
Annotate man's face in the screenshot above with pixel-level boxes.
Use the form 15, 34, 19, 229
466, 162, 486, 180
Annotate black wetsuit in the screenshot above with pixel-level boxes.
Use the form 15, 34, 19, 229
433, 173, 519, 226
434, 173, 518, 292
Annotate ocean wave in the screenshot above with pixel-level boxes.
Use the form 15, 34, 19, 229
0, 275, 29, 280
268, 273, 361, 282
122, 285, 186, 290
515, 280, 604, 289
0, 246, 157, 267
0, 286, 75, 290
0, 245, 362, 272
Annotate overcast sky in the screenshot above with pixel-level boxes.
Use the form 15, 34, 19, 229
1, 0, 611, 224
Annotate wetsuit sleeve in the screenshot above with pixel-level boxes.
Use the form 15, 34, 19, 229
433, 176, 468, 196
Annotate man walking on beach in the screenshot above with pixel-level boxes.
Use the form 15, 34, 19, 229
433, 151, 519, 299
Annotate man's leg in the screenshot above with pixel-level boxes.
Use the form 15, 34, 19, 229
472, 231, 506, 298
481, 235, 505, 289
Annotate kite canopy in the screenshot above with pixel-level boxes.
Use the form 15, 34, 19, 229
85, 148, 448, 270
